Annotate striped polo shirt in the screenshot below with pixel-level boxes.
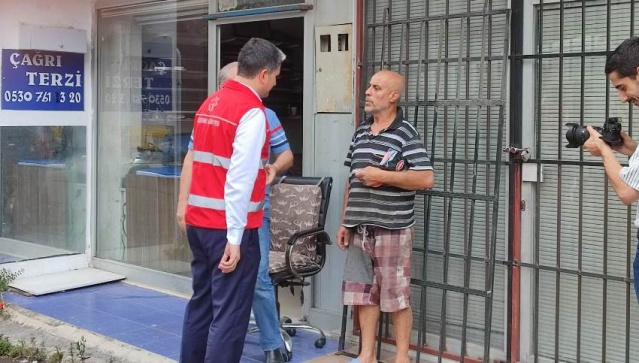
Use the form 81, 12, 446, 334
620, 148, 639, 227
343, 107, 433, 229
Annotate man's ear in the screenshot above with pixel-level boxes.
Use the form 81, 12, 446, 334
389, 91, 400, 103
258, 69, 269, 83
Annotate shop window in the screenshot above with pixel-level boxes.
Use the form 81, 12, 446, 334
0, 126, 87, 263
96, 5, 208, 275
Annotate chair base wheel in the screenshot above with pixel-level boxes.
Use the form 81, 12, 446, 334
314, 337, 326, 348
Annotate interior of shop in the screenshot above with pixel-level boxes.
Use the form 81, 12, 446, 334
111, 17, 305, 276
0, 125, 87, 264
219, 18, 304, 175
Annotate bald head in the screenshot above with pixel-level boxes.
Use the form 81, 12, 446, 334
376, 70, 405, 98
218, 61, 238, 87
365, 70, 405, 115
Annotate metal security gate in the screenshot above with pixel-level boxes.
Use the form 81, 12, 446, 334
339, 1, 511, 362
517, 0, 639, 362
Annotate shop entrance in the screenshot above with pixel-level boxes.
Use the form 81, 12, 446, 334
219, 18, 304, 176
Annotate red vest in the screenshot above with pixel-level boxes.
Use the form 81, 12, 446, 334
185, 80, 269, 229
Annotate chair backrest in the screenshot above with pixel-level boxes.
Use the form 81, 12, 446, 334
269, 176, 333, 259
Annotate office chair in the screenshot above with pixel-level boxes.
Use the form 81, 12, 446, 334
268, 176, 333, 354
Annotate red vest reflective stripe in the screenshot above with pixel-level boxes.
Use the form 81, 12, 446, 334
185, 80, 269, 229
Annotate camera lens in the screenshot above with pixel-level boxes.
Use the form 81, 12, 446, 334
565, 123, 590, 148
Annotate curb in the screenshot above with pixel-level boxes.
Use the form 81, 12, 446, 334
4, 305, 176, 363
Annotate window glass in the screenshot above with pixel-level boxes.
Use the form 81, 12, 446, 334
0, 126, 86, 263
96, 3, 208, 275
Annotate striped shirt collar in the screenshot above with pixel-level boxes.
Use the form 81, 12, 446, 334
362, 106, 405, 131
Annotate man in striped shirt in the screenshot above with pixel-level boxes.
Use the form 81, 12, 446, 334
584, 36, 639, 305
337, 70, 434, 363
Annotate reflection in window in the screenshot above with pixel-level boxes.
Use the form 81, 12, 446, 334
97, 8, 208, 276
0, 126, 87, 263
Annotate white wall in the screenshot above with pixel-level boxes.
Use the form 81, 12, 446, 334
308, 0, 356, 331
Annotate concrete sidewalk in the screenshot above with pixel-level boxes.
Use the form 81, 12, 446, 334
1, 305, 174, 363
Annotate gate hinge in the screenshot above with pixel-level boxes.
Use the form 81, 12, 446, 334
503, 146, 530, 162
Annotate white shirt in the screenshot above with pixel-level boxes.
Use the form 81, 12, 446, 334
620, 147, 639, 227
225, 83, 267, 245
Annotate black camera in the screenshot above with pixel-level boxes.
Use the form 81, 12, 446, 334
565, 117, 623, 148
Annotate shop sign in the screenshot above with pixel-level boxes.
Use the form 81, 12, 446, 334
1, 49, 84, 111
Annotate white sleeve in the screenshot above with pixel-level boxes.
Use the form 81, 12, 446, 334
621, 148, 639, 192
225, 108, 267, 245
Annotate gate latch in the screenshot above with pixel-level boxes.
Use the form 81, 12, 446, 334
503, 146, 530, 162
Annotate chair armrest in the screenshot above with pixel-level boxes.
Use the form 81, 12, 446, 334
286, 227, 333, 246
284, 229, 332, 279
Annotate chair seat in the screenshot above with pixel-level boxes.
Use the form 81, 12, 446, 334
269, 250, 321, 275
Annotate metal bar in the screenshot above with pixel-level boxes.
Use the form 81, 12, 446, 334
376, 313, 383, 359
508, 0, 524, 361
484, 9, 495, 356
401, 99, 506, 107
433, 17, 445, 363
554, 1, 565, 361
202, 3, 313, 20
457, 14, 470, 362
416, 0, 432, 359
412, 280, 492, 297
485, 4, 510, 356
419, 190, 497, 202
515, 261, 635, 284
533, 1, 544, 361
413, 248, 497, 265
366, 9, 510, 26
380, 7, 389, 70
602, 0, 612, 361
355, 0, 365, 128
413, 21, 425, 128
369, 54, 506, 67
627, 8, 635, 359
419, 157, 506, 167
405, 0, 411, 93
467, 3, 491, 361
577, 3, 586, 362
371, 0, 377, 76
512, 50, 611, 60
523, 159, 636, 167
339, 305, 348, 351
397, 18, 405, 74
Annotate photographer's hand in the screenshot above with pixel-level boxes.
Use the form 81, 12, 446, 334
612, 130, 638, 157
583, 126, 608, 156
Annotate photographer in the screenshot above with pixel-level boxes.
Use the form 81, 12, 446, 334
583, 36, 639, 303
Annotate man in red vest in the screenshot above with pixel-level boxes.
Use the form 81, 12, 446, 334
179, 38, 286, 363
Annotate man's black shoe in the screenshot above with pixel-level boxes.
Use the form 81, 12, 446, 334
265, 348, 285, 363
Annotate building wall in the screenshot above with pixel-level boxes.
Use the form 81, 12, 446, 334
307, 0, 356, 329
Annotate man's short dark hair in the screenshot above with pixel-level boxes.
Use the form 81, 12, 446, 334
605, 36, 639, 77
237, 38, 286, 78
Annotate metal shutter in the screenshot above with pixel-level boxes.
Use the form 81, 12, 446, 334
534, 1, 639, 362
363, 0, 510, 355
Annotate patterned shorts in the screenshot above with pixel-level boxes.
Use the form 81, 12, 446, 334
342, 226, 413, 312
